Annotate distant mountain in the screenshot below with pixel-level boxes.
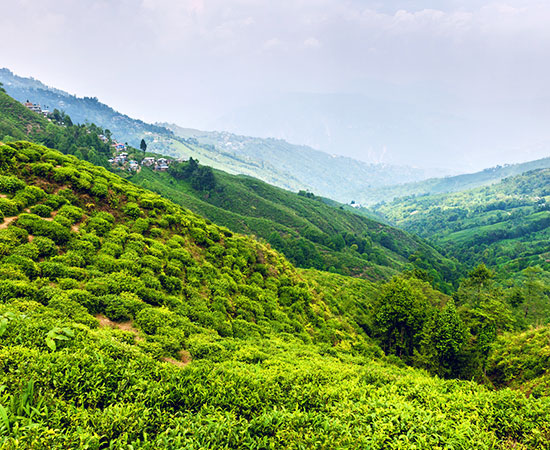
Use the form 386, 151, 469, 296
364, 157, 550, 205
160, 123, 443, 203
0, 68, 174, 153
212, 90, 550, 173
373, 168, 550, 276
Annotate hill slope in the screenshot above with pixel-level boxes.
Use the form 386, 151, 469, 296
0, 86, 460, 289
0, 68, 175, 153
128, 162, 461, 289
1, 141, 550, 448
163, 123, 443, 202
362, 157, 550, 205
372, 169, 550, 276
1, 69, 446, 204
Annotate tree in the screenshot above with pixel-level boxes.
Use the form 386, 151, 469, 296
374, 277, 430, 359
455, 264, 513, 379
140, 139, 147, 153
418, 299, 467, 378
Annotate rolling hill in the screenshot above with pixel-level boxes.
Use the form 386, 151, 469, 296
361, 157, 550, 205
0, 86, 460, 291
128, 162, 461, 290
162, 123, 444, 202
1, 68, 447, 204
2, 75, 550, 448
372, 169, 550, 276
1, 140, 550, 448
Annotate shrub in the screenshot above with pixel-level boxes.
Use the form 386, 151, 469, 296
0, 175, 25, 194
123, 202, 141, 219
16, 214, 70, 244
34, 236, 57, 257
0, 198, 19, 216
29, 204, 53, 217
57, 204, 83, 223
135, 307, 173, 334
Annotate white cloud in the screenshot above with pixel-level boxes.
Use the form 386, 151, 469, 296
304, 37, 320, 48
2, 0, 550, 168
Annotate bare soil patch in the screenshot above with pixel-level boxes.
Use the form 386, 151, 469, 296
0, 216, 17, 230
162, 350, 192, 368
95, 314, 143, 341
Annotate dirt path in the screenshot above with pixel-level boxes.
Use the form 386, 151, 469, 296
95, 314, 191, 367
95, 314, 142, 339
0, 216, 17, 229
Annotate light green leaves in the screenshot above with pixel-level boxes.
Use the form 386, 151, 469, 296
45, 326, 74, 351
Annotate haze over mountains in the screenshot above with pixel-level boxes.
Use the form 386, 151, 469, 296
3, 67, 550, 207
0, 69, 442, 200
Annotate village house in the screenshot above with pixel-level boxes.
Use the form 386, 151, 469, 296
141, 157, 156, 167
23, 100, 42, 114
155, 158, 170, 171
113, 143, 126, 152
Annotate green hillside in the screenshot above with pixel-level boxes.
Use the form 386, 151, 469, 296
0, 68, 174, 153
487, 326, 550, 398
361, 157, 550, 205
1, 141, 550, 448
128, 161, 461, 289
0, 87, 460, 290
372, 169, 550, 276
161, 124, 442, 203
0, 83, 49, 141
3, 82, 550, 448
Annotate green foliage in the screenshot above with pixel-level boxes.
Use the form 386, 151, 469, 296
131, 160, 460, 288
374, 277, 430, 359
44, 326, 74, 351
0, 86, 550, 447
373, 169, 550, 278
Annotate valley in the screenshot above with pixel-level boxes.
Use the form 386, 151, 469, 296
0, 78, 550, 449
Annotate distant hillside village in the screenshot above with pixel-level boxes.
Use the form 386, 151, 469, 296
22, 99, 178, 173
23, 100, 51, 117
108, 148, 173, 173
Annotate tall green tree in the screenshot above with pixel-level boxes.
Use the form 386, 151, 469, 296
374, 277, 430, 359
140, 139, 147, 153
418, 299, 467, 378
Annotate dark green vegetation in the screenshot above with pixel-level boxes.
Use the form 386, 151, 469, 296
0, 68, 173, 153
129, 158, 461, 290
2, 82, 550, 448
1, 141, 550, 448
359, 156, 550, 205
373, 169, 550, 275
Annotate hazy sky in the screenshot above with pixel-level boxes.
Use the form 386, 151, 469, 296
2, 0, 550, 170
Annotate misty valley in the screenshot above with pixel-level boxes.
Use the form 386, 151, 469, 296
0, 67, 550, 449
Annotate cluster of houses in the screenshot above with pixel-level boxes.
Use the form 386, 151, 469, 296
108, 153, 172, 172
23, 101, 51, 117
19, 103, 175, 174
141, 156, 170, 171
